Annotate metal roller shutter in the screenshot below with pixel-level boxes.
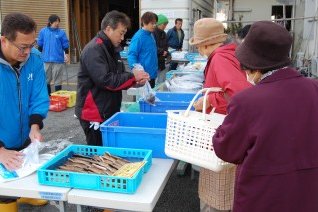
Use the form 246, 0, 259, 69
0, 0, 69, 37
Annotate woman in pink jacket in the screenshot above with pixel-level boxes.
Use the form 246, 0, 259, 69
189, 18, 251, 212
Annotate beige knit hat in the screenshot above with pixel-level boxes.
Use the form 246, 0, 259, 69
189, 18, 227, 47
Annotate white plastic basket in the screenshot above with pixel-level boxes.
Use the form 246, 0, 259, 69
165, 88, 234, 172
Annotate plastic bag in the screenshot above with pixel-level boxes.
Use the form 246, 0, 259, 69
0, 141, 53, 182
132, 63, 144, 73
166, 75, 203, 93
141, 81, 159, 105
133, 63, 159, 105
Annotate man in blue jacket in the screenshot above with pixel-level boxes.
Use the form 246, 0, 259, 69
128, 12, 158, 88
37, 14, 70, 95
167, 18, 184, 70
0, 13, 49, 211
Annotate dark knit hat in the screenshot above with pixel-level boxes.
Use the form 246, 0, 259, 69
235, 21, 292, 71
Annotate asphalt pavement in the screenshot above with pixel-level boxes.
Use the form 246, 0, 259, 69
19, 63, 200, 212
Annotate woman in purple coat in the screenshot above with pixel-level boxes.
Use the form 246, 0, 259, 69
213, 21, 318, 212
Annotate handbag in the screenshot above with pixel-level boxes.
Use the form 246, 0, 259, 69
165, 87, 234, 172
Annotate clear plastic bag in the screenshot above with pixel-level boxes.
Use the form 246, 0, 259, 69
0, 141, 53, 182
141, 81, 159, 105
132, 63, 144, 73
133, 64, 159, 105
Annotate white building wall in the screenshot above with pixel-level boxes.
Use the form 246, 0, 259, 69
303, 0, 318, 58
233, 0, 307, 59
141, 0, 214, 50
233, 0, 276, 22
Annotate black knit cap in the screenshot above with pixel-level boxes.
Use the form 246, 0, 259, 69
235, 21, 292, 71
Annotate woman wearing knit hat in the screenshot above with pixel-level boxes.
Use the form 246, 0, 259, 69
189, 18, 251, 212
213, 21, 318, 212
153, 14, 169, 84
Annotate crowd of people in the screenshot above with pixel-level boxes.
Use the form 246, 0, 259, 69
0, 9, 318, 212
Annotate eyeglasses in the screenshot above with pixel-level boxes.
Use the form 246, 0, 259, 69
6, 38, 36, 54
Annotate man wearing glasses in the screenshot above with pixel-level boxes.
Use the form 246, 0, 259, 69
0, 13, 49, 211
37, 14, 70, 95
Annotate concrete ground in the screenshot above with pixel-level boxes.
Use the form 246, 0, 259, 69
18, 63, 200, 212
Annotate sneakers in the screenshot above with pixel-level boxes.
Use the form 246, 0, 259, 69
17, 197, 48, 206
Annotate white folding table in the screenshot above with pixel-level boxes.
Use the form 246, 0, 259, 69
0, 173, 70, 212
68, 158, 176, 212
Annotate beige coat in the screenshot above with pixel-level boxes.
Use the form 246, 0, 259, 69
199, 166, 236, 210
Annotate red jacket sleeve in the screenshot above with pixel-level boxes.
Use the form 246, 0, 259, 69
204, 53, 251, 114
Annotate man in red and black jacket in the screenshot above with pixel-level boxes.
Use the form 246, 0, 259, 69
75, 11, 149, 146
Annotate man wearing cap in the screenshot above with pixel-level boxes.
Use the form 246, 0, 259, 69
37, 14, 70, 95
189, 18, 251, 212
213, 21, 318, 211
153, 14, 169, 84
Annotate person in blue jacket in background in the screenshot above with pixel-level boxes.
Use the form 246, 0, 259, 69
128, 11, 158, 88
37, 14, 70, 95
0, 12, 49, 211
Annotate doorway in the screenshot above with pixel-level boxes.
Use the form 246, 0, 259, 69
69, 0, 139, 59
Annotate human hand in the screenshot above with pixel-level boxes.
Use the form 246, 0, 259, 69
193, 96, 211, 112
133, 69, 150, 83
64, 54, 70, 63
29, 124, 43, 142
137, 78, 149, 86
0, 147, 24, 171
163, 51, 168, 57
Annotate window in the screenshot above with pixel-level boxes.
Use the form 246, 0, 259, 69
271, 5, 293, 31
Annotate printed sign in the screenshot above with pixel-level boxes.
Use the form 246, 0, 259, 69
39, 192, 63, 201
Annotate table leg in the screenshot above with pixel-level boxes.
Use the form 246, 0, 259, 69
176, 160, 189, 176
76, 204, 82, 212
58, 201, 67, 212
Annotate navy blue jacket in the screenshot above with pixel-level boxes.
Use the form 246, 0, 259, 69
167, 26, 184, 50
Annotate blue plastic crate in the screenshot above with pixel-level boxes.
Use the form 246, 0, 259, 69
139, 92, 196, 113
38, 145, 152, 194
100, 112, 168, 158
185, 52, 207, 62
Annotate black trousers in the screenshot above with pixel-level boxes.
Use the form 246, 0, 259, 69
79, 119, 103, 146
